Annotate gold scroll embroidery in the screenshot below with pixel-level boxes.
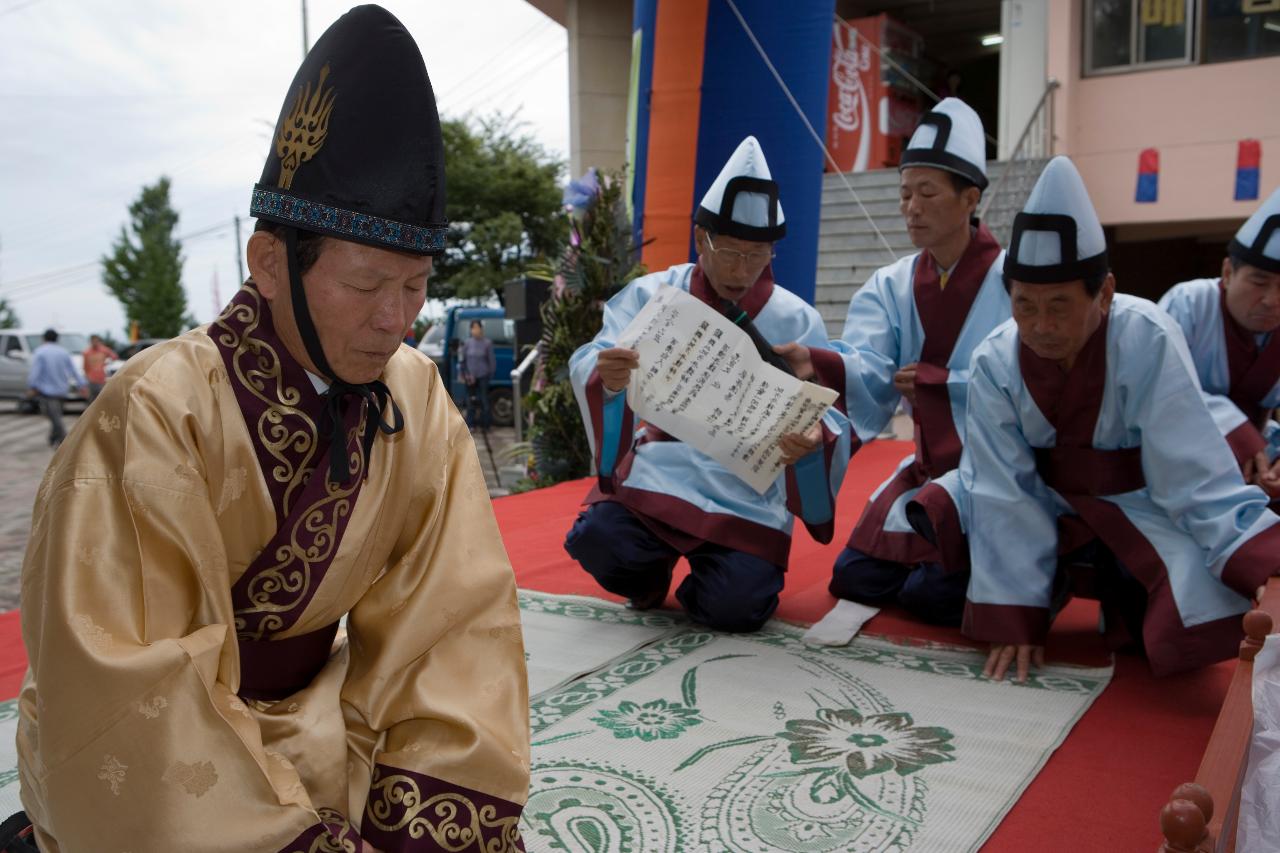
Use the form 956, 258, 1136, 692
366, 770, 522, 852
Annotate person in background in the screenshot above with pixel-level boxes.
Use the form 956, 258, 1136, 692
81, 334, 118, 401
778, 98, 1009, 627
460, 318, 495, 430
1158, 184, 1280, 500
26, 328, 86, 448
564, 136, 851, 633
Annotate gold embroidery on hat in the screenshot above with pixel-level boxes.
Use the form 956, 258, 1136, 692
276, 63, 336, 191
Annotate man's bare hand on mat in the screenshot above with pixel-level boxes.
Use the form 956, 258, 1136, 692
984, 643, 1045, 684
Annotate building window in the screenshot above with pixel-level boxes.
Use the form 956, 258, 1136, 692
1203, 0, 1280, 63
1085, 0, 1195, 73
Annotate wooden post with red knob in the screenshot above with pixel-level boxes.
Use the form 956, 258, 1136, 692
1158, 578, 1278, 852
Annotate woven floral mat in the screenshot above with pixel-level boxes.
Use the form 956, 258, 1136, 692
519, 591, 685, 697
517, 591, 1113, 853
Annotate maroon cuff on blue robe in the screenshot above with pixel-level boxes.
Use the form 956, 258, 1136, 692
906, 482, 970, 574
279, 809, 363, 852
1221, 522, 1280, 599
1226, 420, 1267, 467
963, 601, 1050, 646
808, 347, 847, 416
362, 764, 525, 852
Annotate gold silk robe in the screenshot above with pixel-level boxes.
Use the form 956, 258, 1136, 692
17, 284, 530, 851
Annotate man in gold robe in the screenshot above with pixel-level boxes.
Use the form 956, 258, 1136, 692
12, 7, 529, 851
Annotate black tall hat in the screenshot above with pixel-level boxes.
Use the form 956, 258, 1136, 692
250, 4, 447, 255
248, 5, 448, 485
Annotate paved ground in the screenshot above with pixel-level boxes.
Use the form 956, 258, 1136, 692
0, 405, 84, 611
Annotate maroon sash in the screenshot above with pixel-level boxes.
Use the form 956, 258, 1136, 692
1221, 283, 1280, 429
210, 284, 370, 700
911, 224, 1003, 478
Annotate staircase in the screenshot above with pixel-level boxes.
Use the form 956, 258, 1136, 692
812, 159, 1048, 331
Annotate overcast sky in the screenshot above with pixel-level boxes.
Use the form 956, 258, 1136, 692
0, 0, 569, 336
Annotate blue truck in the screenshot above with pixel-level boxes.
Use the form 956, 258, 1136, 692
423, 306, 516, 427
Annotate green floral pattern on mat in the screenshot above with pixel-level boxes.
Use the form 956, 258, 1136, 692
593, 699, 702, 742
779, 709, 955, 779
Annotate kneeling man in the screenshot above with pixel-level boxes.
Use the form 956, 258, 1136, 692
564, 137, 851, 633
957, 157, 1280, 681
1158, 185, 1280, 498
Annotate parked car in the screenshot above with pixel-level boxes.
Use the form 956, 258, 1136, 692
0, 328, 91, 413
416, 323, 445, 361
431, 307, 515, 427
104, 338, 168, 379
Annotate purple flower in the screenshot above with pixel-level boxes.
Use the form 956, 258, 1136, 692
562, 168, 600, 213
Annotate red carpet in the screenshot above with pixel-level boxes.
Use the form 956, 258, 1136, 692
493, 440, 1230, 851
0, 440, 1226, 847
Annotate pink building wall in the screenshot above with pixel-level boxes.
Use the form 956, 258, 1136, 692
1046, 0, 1280, 226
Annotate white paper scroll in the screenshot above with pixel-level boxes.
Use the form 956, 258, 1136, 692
615, 285, 838, 494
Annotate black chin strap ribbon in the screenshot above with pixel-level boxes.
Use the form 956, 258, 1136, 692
321, 379, 403, 486
283, 226, 405, 485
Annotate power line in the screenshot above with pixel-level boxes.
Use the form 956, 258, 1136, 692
435, 17, 558, 107
438, 25, 566, 111
1, 218, 235, 295
455, 46, 565, 113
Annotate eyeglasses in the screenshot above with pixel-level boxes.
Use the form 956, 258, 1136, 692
705, 233, 774, 267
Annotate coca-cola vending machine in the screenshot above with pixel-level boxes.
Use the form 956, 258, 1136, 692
826, 14, 924, 173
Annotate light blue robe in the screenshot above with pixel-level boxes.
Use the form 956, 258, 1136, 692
960, 294, 1279, 674
817, 228, 1007, 563
1158, 277, 1280, 462
569, 263, 852, 567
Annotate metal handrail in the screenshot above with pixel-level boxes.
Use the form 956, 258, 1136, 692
510, 343, 541, 443
978, 78, 1060, 223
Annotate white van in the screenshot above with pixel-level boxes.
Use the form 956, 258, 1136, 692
0, 329, 91, 413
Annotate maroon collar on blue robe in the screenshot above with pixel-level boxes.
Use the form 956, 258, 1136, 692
910, 223, 1003, 477
689, 261, 774, 319
1220, 281, 1280, 429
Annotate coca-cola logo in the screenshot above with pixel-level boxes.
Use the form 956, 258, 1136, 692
831, 42, 870, 133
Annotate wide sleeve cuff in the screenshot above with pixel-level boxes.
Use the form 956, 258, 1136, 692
362, 764, 526, 852
906, 482, 970, 574
785, 422, 838, 543
1221, 522, 1280, 599
584, 368, 635, 492
279, 810, 364, 852
809, 347, 847, 416
962, 601, 1050, 646
1225, 421, 1267, 467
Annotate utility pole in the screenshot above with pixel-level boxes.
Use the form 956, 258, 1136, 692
233, 215, 245, 283
301, 0, 310, 57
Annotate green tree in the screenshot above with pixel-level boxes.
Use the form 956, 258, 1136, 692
433, 114, 567, 302
101, 177, 191, 338
518, 169, 645, 489
0, 297, 17, 329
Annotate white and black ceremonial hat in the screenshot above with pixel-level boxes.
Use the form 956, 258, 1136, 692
694, 136, 786, 242
899, 97, 988, 190
1229, 185, 1280, 274
1004, 156, 1108, 284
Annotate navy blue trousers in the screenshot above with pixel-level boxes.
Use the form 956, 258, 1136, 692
564, 501, 784, 633
829, 547, 968, 627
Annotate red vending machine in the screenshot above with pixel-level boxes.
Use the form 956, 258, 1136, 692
826, 14, 925, 173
